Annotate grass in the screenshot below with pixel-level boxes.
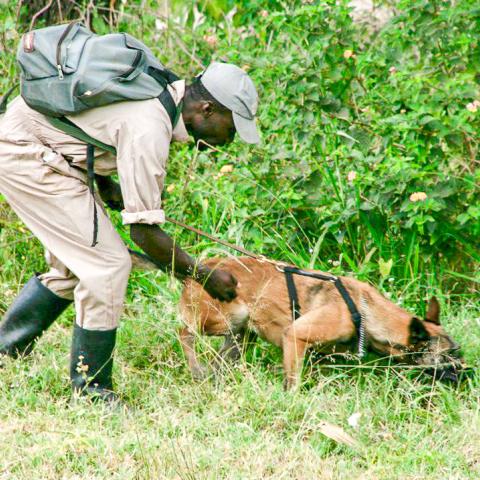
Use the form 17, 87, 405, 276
1, 235, 480, 479
1, 2, 479, 477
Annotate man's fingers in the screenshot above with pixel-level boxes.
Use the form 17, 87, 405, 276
203, 269, 238, 302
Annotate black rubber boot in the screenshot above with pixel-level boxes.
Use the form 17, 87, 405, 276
70, 324, 118, 403
0, 276, 71, 357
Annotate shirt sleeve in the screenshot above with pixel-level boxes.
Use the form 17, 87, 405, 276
114, 106, 171, 226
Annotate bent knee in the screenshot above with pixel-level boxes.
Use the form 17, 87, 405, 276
111, 247, 132, 279
84, 246, 131, 286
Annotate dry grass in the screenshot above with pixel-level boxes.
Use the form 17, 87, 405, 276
1, 266, 479, 479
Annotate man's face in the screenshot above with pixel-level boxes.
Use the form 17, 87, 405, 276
188, 101, 236, 150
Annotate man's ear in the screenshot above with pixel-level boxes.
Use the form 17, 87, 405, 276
425, 296, 441, 325
409, 317, 430, 344
200, 101, 214, 117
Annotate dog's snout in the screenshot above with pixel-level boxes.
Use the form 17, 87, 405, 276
449, 341, 461, 353
425, 366, 460, 384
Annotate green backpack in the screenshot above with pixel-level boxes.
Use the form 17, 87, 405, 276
13, 22, 183, 246
17, 22, 181, 126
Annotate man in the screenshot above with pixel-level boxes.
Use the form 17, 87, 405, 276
0, 61, 260, 401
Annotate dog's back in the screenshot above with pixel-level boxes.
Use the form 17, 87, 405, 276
180, 256, 374, 346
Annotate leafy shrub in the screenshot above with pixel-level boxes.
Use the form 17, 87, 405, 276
1, 0, 479, 298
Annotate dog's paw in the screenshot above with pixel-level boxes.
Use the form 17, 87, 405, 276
191, 364, 210, 382
219, 345, 242, 363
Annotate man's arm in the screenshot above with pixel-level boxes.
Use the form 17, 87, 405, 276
95, 176, 237, 301
130, 223, 238, 302
96, 175, 124, 211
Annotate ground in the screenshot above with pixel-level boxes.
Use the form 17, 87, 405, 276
1, 270, 479, 480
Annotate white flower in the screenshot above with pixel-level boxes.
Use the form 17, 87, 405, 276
347, 171, 357, 182
155, 19, 167, 31
220, 164, 234, 174
409, 192, 427, 202
348, 412, 362, 429
203, 34, 218, 47
466, 100, 480, 112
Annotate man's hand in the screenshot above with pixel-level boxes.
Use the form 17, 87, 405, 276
130, 223, 238, 302
200, 268, 238, 302
96, 175, 124, 211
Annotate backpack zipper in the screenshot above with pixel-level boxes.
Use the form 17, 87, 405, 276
120, 50, 142, 79
56, 21, 78, 80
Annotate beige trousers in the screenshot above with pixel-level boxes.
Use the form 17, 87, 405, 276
0, 129, 131, 331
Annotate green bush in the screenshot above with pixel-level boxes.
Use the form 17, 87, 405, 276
1, 0, 479, 299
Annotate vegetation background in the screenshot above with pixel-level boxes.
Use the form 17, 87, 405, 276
0, 0, 479, 478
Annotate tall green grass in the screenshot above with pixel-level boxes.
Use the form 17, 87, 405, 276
1, 1, 480, 477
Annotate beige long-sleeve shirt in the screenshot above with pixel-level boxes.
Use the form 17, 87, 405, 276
2, 80, 189, 225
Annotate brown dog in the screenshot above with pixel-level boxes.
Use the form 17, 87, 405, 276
179, 257, 465, 389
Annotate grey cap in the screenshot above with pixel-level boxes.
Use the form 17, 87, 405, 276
199, 62, 260, 144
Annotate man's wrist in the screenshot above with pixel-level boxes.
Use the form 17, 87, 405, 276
192, 264, 212, 283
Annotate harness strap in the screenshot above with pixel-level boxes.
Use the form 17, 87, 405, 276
86, 144, 98, 247
282, 265, 338, 283
284, 269, 301, 320
333, 278, 362, 330
282, 265, 366, 357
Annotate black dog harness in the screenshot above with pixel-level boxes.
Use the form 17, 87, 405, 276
281, 265, 367, 358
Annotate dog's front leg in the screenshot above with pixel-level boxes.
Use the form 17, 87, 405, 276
282, 306, 354, 390
218, 329, 257, 363
178, 326, 209, 381
218, 332, 244, 363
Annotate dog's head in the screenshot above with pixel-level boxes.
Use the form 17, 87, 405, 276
407, 297, 467, 383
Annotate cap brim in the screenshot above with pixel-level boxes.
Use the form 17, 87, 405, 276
233, 112, 260, 144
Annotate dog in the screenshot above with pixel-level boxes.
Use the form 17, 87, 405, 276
178, 256, 466, 389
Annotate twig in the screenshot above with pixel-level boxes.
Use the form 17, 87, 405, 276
15, 0, 23, 30
29, 0, 54, 31
56, 0, 63, 23
0, 234, 36, 248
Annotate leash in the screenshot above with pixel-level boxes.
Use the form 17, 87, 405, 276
165, 216, 270, 262
165, 216, 367, 359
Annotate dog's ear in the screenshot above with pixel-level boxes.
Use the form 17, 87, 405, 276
409, 317, 430, 344
425, 296, 441, 325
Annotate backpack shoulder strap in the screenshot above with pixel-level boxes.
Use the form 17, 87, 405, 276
46, 116, 114, 248
146, 66, 183, 128
46, 115, 117, 154
0, 85, 19, 114
158, 89, 183, 128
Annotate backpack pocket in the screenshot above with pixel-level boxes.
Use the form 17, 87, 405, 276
17, 23, 91, 81
75, 34, 149, 108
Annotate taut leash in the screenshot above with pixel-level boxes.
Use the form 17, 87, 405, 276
165, 216, 269, 262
